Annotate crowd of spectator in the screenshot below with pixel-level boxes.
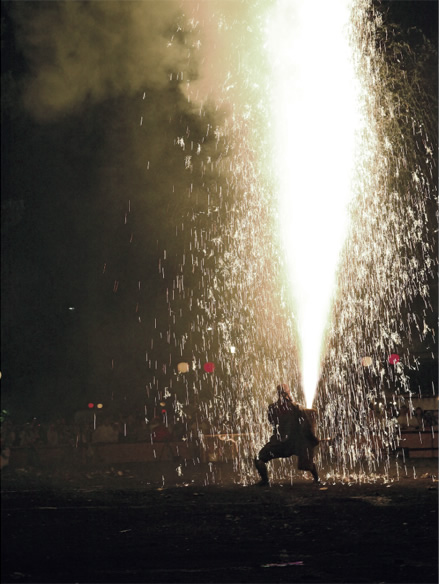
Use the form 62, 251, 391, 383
0, 409, 225, 468
1, 402, 438, 470
0, 412, 214, 450
0, 411, 185, 470
395, 405, 438, 431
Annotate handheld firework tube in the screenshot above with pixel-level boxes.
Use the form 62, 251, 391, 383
304, 408, 318, 435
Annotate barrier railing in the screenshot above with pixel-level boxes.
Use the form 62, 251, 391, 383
6, 429, 438, 469
397, 429, 438, 458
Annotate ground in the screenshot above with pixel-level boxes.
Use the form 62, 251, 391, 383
1, 459, 438, 583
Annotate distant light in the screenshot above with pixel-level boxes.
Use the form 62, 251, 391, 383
204, 362, 215, 373
88, 403, 94, 409
68, 307, 75, 311
230, 346, 236, 354
207, 326, 213, 331
388, 354, 400, 365
361, 356, 372, 367
97, 403, 103, 409
177, 362, 190, 373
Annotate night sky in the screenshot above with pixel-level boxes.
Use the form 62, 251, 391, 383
1, 0, 438, 422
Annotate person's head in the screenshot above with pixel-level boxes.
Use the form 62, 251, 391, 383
277, 383, 292, 402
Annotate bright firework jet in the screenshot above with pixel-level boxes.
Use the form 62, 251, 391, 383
265, 0, 364, 408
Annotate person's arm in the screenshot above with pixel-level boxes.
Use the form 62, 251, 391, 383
268, 405, 275, 427
304, 418, 320, 445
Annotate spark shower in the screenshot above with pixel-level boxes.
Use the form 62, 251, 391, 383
142, 0, 437, 481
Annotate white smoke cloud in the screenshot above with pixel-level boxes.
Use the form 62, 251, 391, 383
12, 1, 190, 120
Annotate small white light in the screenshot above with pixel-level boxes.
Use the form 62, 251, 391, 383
230, 346, 236, 354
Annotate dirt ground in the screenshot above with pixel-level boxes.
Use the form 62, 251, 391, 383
1, 459, 439, 584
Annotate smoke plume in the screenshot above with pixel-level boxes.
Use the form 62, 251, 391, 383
11, 1, 189, 121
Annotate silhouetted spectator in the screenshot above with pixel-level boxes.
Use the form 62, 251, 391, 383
1, 420, 16, 470
172, 418, 186, 441
150, 417, 172, 442
46, 424, 59, 447
409, 407, 425, 430
397, 405, 410, 429
19, 419, 41, 467
92, 418, 119, 443
131, 415, 150, 442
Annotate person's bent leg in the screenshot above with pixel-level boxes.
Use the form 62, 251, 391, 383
298, 450, 320, 483
254, 442, 287, 486
254, 457, 269, 486
254, 443, 276, 485
310, 462, 319, 483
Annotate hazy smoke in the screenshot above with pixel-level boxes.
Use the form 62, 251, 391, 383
12, 1, 190, 120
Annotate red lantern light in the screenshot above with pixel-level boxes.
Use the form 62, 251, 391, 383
88, 403, 94, 409
203, 362, 215, 373
388, 354, 400, 365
